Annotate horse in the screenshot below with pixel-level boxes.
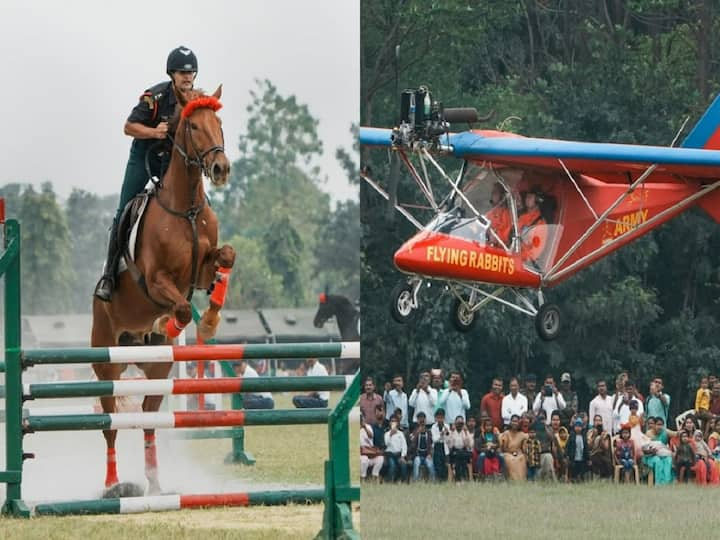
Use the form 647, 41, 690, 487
91, 85, 236, 495
313, 293, 360, 341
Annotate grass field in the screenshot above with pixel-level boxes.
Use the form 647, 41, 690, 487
0, 391, 359, 539
363, 482, 712, 540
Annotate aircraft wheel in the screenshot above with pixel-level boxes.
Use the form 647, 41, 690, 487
450, 296, 477, 333
390, 282, 417, 324
535, 303, 561, 341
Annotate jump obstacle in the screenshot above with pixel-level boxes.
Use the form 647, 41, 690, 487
0, 218, 360, 539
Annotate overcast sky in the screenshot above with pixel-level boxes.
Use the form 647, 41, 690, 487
0, 1, 359, 205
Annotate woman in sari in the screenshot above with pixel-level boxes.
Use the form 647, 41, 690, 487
641, 416, 675, 485
693, 429, 719, 484
500, 414, 528, 481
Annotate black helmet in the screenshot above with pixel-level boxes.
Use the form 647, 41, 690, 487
166, 46, 198, 75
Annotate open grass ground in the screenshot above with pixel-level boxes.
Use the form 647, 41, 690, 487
363, 482, 713, 540
0, 392, 359, 539
185, 392, 360, 484
0, 506, 327, 540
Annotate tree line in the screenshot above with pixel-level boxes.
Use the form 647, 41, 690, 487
361, 0, 720, 415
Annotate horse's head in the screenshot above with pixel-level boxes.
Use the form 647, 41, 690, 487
313, 292, 332, 328
174, 85, 230, 187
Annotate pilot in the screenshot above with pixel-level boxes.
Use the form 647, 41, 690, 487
517, 185, 547, 262
485, 182, 511, 246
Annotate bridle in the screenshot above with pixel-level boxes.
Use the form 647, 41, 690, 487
166, 116, 225, 180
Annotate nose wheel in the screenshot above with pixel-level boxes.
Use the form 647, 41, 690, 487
390, 281, 420, 323
450, 295, 478, 332
535, 303, 561, 341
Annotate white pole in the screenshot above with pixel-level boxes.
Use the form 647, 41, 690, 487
176, 330, 188, 411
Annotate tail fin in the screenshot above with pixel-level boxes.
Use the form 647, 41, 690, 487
682, 93, 720, 149
684, 93, 720, 222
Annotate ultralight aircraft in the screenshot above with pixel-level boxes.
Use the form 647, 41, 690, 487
360, 87, 720, 340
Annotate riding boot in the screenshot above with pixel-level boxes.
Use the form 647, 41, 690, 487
94, 220, 121, 302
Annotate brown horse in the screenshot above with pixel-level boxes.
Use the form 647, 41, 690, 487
91, 85, 236, 494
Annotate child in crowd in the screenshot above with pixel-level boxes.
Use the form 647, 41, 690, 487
614, 424, 635, 482
695, 377, 711, 436
674, 431, 696, 483
555, 426, 570, 482
522, 426, 541, 481
567, 418, 589, 482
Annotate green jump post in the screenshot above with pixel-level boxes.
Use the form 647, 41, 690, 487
1, 219, 29, 517
316, 371, 360, 540
190, 303, 254, 465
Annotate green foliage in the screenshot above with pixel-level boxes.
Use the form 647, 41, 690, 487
262, 214, 305, 307
0, 183, 74, 314
65, 189, 116, 312
208, 78, 357, 306
361, 0, 720, 415
314, 200, 360, 300
224, 234, 284, 309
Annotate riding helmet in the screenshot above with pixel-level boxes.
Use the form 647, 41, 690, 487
166, 46, 198, 75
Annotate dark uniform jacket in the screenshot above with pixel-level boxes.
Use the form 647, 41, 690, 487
126, 81, 178, 156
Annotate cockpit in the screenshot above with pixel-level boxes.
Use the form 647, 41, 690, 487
425, 161, 562, 273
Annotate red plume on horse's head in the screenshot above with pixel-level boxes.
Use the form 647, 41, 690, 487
182, 96, 222, 119
319, 292, 327, 304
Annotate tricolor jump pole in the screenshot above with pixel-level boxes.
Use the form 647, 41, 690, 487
34, 489, 325, 516
317, 370, 360, 540
190, 303, 253, 464
1, 219, 29, 517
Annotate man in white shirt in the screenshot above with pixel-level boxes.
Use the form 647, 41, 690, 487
384, 417, 409, 482
612, 381, 645, 434
532, 375, 565, 424
234, 359, 274, 409
437, 371, 471, 424
384, 375, 409, 429
292, 357, 330, 408
588, 379, 614, 434
408, 371, 437, 428
501, 377, 528, 428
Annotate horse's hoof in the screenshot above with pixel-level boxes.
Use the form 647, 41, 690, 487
103, 481, 144, 498
152, 315, 171, 336
198, 312, 220, 341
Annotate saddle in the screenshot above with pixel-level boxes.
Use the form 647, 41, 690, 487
117, 188, 154, 274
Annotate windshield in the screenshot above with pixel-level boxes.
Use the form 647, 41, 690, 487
450, 161, 563, 272
425, 210, 489, 246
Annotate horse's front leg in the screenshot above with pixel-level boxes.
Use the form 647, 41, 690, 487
198, 244, 236, 341
148, 270, 194, 339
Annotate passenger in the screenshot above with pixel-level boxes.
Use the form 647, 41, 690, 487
517, 185, 547, 262
485, 182, 511, 247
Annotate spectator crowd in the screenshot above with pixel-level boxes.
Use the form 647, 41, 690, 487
360, 369, 720, 485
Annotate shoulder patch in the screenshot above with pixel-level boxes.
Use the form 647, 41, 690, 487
141, 93, 155, 110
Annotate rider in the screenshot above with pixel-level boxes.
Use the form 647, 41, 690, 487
94, 46, 198, 302
516, 185, 547, 262
485, 182, 511, 247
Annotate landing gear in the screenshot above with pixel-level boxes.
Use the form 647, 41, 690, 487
450, 295, 478, 332
535, 302, 561, 341
390, 280, 421, 323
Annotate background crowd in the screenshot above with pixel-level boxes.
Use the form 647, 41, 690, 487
360, 369, 720, 485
